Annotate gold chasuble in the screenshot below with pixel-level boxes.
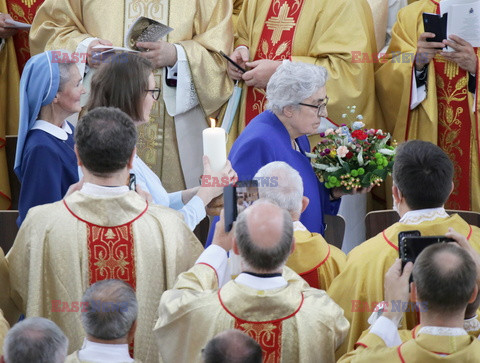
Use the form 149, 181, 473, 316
6, 191, 203, 362
229, 0, 383, 147
339, 331, 480, 362
155, 265, 349, 363
286, 226, 346, 290
375, 0, 480, 211
0, 0, 21, 210
0, 309, 8, 356
29, 0, 233, 191
327, 213, 480, 357
6, 0, 43, 72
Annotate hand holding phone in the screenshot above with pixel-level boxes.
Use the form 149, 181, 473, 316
224, 180, 259, 232
220, 50, 247, 74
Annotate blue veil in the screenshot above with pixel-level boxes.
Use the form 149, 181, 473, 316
14, 51, 60, 176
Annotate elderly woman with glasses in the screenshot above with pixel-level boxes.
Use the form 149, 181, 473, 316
225, 61, 340, 236
86, 53, 236, 231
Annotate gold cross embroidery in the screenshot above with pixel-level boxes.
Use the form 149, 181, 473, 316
21, 0, 36, 8
265, 3, 295, 46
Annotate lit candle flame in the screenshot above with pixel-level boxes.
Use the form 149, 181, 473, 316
210, 118, 216, 128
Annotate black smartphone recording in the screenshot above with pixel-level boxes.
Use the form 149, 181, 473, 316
224, 180, 259, 232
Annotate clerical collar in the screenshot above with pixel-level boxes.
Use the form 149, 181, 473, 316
235, 272, 288, 290
417, 326, 468, 337
31, 119, 72, 141
399, 207, 449, 225
78, 339, 133, 362
80, 183, 130, 197
242, 271, 282, 278
293, 220, 307, 231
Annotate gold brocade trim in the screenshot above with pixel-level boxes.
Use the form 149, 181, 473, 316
435, 55, 459, 80
21, 0, 35, 8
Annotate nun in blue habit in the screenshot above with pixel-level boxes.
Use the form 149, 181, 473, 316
15, 51, 85, 226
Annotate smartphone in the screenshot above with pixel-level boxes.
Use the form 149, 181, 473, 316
399, 234, 454, 282
224, 180, 259, 232
220, 50, 247, 74
422, 12, 447, 44
129, 173, 136, 191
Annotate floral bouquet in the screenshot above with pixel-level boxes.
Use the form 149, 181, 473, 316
307, 107, 396, 191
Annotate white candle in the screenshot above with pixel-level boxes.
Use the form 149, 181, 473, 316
202, 118, 227, 172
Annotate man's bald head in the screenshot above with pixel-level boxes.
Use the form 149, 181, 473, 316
234, 200, 293, 272
202, 329, 262, 363
413, 243, 477, 314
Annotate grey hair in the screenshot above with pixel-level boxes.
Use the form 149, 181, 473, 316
58, 62, 75, 91
266, 61, 328, 114
254, 161, 303, 216
81, 279, 138, 340
3, 317, 68, 363
235, 201, 293, 271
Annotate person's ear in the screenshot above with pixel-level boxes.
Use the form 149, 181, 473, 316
127, 320, 137, 344
290, 237, 296, 255
74, 145, 83, 167
301, 196, 309, 214
410, 282, 417, 302
283, 105, 295, 118
449, 181, 454, 197
232, 238, 240, 255
392, 184, 402, 205
127, 147, 136, 170
468, 284, 479, 304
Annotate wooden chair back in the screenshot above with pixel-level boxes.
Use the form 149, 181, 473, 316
324, 214, 346, 250
0, 210, 19, 254
365, 209, 480, 240
6, 136, 20, 209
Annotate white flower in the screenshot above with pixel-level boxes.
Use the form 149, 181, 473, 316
379, 148, 395, 155
337, 145, 349, 157
342, 113, 347, 118
325, 128, 335, 135
352, 121, 365, 130
356, 115, 364, 120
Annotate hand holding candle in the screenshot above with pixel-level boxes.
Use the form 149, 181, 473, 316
203, 118, 227, 172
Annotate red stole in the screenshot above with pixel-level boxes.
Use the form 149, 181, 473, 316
6, 0, 44, 72
64, 199, 148, 357
432, 4, 472, 209
220, 288, 304, 363
244, 0, 304, 125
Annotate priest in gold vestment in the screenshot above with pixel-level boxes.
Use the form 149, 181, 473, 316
6, 108, 204, 362
0, 309, 9, 356
29, 0, 234, 191
226, 0, 383, 147
0, 6, 20, 210
375, 0, 480, 211
327, 140, 480, 357
255, 161, 346, 290
155, 201, 349, 363
339, 236, 480, 362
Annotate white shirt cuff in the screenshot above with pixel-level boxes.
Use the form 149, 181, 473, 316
195, 245, 230, 287
370, 316, 403, 347
235, 45, 249, 52
176, 195, 206, 231
410, 67, 427, 109
76, 36, 98, 78
168, 191, 184, 210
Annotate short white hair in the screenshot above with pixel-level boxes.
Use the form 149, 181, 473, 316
266, 61, 328, 114
4, 317, 68, 363
254, 161, 303, 215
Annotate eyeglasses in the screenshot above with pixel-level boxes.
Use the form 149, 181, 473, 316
145, 88, 161, 100
298, 96, 329, 116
